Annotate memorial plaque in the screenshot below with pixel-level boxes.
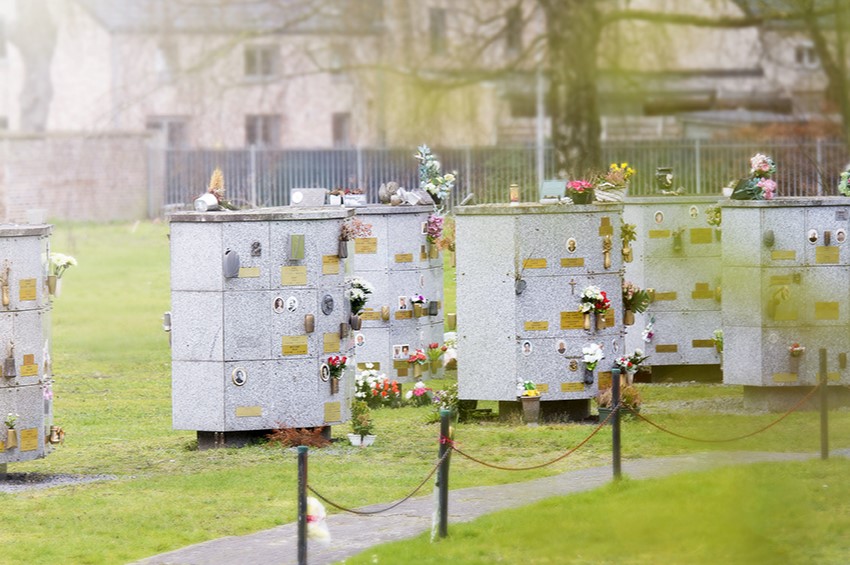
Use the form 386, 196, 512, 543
560, 257, 585, 268
20, 363, 38, 377
524, 321, 549, 331
238, 267, 260, 278
774, 307, 798, 321
322, 255, 340, 275
395, 310, 413, 320
771, 250, 796, 261
0, 440, 4, 452
814, 302, 839, 320
281, 266, 308, 286
360, 310, 381, 321
323, 333, 341, 353
357, 362, 380, 370
324, 402, 342, 423
236, 406, 263, 417
816, 246, 840, 264
561, 382, 584, 393
561, 311, 584, 330
420, 245, 428, 261
598, 217, 614, 236
689, 228, 713, 244
655, 344, 678, 353
598, 371, 612, 389
649, 230, 670, 239
18, 279, 36, 301
828, 372, 840, 382
522, 258, 547, 269
282, 336, 309, 355
692, 339, 716, 348
354, 237, 378, 254
772, 373, 798, 383
395, 253, 414, 263
655, 292, 677, 301
691, 283, 714, 300
770, 275, 794, 285
19, 428, 38, 451
535, 383, 549, 393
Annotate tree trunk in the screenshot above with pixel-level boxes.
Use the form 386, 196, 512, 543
7, 0, 57, 132
540, 0, 603, 179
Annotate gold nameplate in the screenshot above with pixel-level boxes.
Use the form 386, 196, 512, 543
771, 250, 796, 261
772, 373, 798, 383
604, 311, 615, 328
561, 311, 585, 330
23, 354, 33, 365
770, 275, 794, 285
395, 253, 414, 263
393, 360, 408, 370
523, 258, 547, 269
655, 292, 677, 301
281, 266, 308, 286
598, 217, 614, 236
360, 310, 381, 321
816, 246, 840, 264
322, 255, 340, 275
395, 310, 413, 320
598, 371, 612, 389
561, 382, 584, 393
655, 344, 678, 353
20, 364, 38, 377
420, 245, 428, 261
238, 267, 260, 278
354, 237, 378, 254
236, 406, 263, 417
814, 302, 839, 320
692, 340, 715, 348
774, 307, 798, 321
536, 384, 549, 393
324, 402, 342, 423
649, 230, 670, 239
357, 362, 380, 371
18, 279, 36, 301
19, 428, 38, 451
690, 228, 713, 244
691, 282, 714, 300
560, 257, 585, 268
0, 440, 4, 452
282, 336, 309, 356
524, 321, 549, 331
828, 372, 840, 382
323, 333, 340, 353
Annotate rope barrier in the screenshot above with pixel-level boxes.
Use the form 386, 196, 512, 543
448, 405, 619, 471
307, 448, 452, 516
622, 382, 822, 443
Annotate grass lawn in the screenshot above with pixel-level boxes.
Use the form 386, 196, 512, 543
1, 221, 848, 564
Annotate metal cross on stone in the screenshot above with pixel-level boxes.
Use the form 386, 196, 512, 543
569, 278, 577, 295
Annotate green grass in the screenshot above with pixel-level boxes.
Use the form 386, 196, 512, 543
0, 222, 848, 564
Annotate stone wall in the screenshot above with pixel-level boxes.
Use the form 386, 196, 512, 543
0, 132, 151, 223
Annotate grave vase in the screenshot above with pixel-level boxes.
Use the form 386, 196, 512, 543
623, 309, 635, 326
330, 378, 340, 395
429, 360, 443, 379
6, 428, 16, 449
583, 312, 591, 331
595, 312, 607, 330
47, 275, 57, 295
520, 396, 541, 425
338, 240, 349, 259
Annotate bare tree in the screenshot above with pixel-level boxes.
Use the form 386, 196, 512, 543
7, 0, 57, 132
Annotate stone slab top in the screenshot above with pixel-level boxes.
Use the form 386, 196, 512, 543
626, 195, 724, 205
348, 204, 434, 216
168, 207, 355, 223
455, 202, 623, 216
0, 224, 53, 237
723, 197, 850, 208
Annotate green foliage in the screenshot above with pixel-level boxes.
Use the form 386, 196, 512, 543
350, 400, 374, 437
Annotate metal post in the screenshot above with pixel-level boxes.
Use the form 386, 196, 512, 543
612, 367, 621, 480
297, 446, 308, 565
250, 145, 258, 208
816, 138, 824, 196
694, 138, 702, 194
535, 67, 545, 193
438, 408, 452, 538
819, 348, 829, 460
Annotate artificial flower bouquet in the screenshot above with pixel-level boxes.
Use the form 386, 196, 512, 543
580, 285, 611, 314
517, 380, 540, 397
415, 144, 456, 205
405, 381, 434, 407
622, 281, 650, 314
582, 343, 604, 370
731, 153, 777, 200
327, 355, 347, 380
345, 277, 374, 315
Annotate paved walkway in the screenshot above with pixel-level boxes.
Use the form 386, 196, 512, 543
134, 449, 848, 565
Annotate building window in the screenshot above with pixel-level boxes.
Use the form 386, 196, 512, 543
505, 6, 522, 53
246, 114, 281, 147
244, 45, 278, 79
146, 116, 189, 148
429, 8, 447, 55
332, 113, 352, 147
795, 44, 818, 68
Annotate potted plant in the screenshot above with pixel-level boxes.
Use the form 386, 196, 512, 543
348, 401, 375, 447
5, 412, 18, 449
566, 180, 594, 204
580, 285, 610, 330
614, 349, 648, 385
405, 381, 434, 407
407, 348, 427, 379
328, 188, 345, 206
345, 276, 374, 330
705, 205, 722, 240
596, 384, 642, 422
582, 343, 604, 384
426, 342, 447, 377
338, 217, 372, 258
622, 281, 650, 326
621, 220, 637, 263
594, 162, 635, 203
47, 252, 77, 297
327, 355, 347, 394
517, 380, 542, 425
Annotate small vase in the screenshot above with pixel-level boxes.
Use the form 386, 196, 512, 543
520, 396, 541, 426
623, 309, 635, 326
349, 314, 362, 331
6, 428, 17, 449
622, 246, 633, 263
625, 369, 637, 385
413, 304, 423, 318
595, 312, 607, 329
47, 275, 57, 296
428, 301, 439, 316
347, 433, 376, 447
413, 363, 422, 378
1, 284, 9, 307
429, 360, 443, 378
428, 244, 440, 259
338, 240, 349, 259
330, 378, 339, 394
583, 367, 595, 385
789, 355, 801, 375
583, 312, 591, 331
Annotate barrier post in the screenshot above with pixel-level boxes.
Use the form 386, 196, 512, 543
297, 446, 308, 565
612, 367, 622, 480
438, 409, 452, 538
819, 348, 829, 460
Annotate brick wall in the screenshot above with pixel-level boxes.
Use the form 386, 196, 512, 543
0, 132, 151, 222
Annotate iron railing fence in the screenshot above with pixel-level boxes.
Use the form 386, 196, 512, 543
156, 139, 850, 214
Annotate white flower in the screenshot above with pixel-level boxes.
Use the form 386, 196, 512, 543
444, 173, 455, 182
582, 343, 604, 364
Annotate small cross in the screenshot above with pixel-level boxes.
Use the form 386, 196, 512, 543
569, 278, 577, 295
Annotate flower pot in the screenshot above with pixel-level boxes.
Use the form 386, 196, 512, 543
623, 309, 635, 326
520, 396, 541, 425
598, 406, 615, 424
789, 355, 800, 375
429, 360, 443, 378
412, 363, 423, 379
413, 304, 424, 318
595, 312, 607, 329
583, 367, 595, 385
1, 284, 9, 307
47, 275, 57, 296
595, 187, 626, 203
328, 194, 343, 206
338, 240, 349, 259
349, 314, 362, 331
655, 167, 673, 191
330, 378, 340, 394
583, 312, 591, 331
381, 306, 390, 321
428, 244, 440, 259
193, 192, 220, 212
625, 369, 637, 385
428, 301, 439, 316
347, 433, 376, 447
6, 428, 17, 449
622, 245, 633, 263
569, 191, 593, 204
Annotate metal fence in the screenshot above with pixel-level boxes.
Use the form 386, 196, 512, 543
155, 139, 850, 213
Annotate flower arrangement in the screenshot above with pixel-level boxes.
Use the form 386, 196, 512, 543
345, 277, 374, 315
371, 378, 402, 408
49, 253, 77, 278
582, 343, 604, 370
517, 380, 540, 397
580, 285, 610, 314
327, 355, 347, 380
705, 205, 722, 227
425, 214, 444, 244
621, 220, 637, 246
350, 400, 374, 439
5, 412, 17, 429
641, 316, 656, 343
354, 363, 397, 408
339, 217, 373, 241
614, 349, 648, 373
731, 153, 777, 200
426, 343, 447, 363
432, 382, 459, 413
838, 164, 850, 196
407, 348, 427, 366
622, 281, 650, 314
567, 180, 594, 194
410, 294, 426, 305
789, 343, 806, 357
415, 144, 456, 205
405, 381, 434, 407
597, 162, 636, 190
750, 153, 776, 177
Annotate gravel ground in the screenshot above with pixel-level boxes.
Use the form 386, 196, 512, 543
0, 473, 117, 493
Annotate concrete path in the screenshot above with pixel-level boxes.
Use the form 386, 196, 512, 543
133, 449, 848, 565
